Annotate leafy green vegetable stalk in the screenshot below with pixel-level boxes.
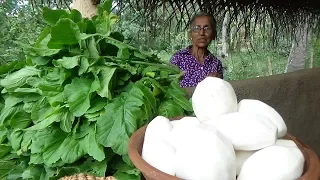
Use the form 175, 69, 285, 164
0, 0, 193, 179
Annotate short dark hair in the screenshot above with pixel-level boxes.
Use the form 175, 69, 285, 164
189, 12, 217, 31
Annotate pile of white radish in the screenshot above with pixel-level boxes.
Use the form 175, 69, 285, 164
142, 77, 305, 180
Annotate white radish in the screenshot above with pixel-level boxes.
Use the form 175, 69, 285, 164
235, 150, 257, 175
175, 124, 236, 180
237, 145, 305, 180
170, 120, 179, 127
238, 99, 287, 138
192, 77, 238, 123
275, 139, 297, 147
168, 117, 201, 148
142, 140, 176, 176
170, 116, 200, 128
144, 116, 172, 143
205, 112, 277, 150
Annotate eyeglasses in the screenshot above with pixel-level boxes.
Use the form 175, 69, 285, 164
191, 26, 213, 33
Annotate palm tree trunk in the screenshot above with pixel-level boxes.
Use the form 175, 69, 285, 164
72, 0, 98, 18
285, 22, 309, 73
221, 11, 229, 58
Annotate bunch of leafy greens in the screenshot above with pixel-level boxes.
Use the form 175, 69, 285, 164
0, 1, 193, 179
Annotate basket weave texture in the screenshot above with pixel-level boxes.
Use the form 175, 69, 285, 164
59, 173, 116, 180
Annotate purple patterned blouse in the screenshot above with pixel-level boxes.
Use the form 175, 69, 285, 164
170, 46, 224, 87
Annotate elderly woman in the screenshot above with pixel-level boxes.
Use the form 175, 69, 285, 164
170, 12, 223, 88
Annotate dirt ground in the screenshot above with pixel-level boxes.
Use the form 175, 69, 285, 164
184, 67, 320, 156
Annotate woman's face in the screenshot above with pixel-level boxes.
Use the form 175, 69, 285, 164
190, 16, 216, 48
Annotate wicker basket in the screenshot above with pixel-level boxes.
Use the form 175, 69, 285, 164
59, 173, 116, 180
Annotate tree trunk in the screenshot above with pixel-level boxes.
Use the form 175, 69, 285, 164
72, 0, 98, 19
285, 22, 309, 73
221, 11, 228, 58
309, 45, 314, 68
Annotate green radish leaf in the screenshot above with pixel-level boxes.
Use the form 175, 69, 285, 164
135, 81, 156, 112
41, 130, 67, 165
53, 167, 80, 180
86, 96, 108, 114
5, 96, 24, 108
160, 70, 169, 78
166, 81, 193, 111
117, 48, 130, 59
38, 83, 64, 97
42, 67, 69, 84
34, 27, 51, 48
0, 61, 25, 76
18, 42, 61, 57
93, 66, 116, 99
21, 165, 43, 180
98, 0, 113, 15
95, 4, 118, 36
142, 66, 160, 76
122, 155, 134, 167
104, 37, 131, 50
113, 171, 140, 180
31, 97, 51, 122
79, 158, 108, 177
26, 76, 44, 87
0, 153, 18, 161
0, 129, 7, 144
97, 84, 145, 155
64, 78, 99, 117
30, 128, 65, 154
158, 100, 184, 118
110, 32, 124, 42
21, 131, 33, 152
40, 166, 56, 180
29, 56, 51, 66
59, 109, 75, 133
0, 104, 24, 126
84, 125, 105, 161
12, 88, 41, 97
114, 160, 140, 176
0, 160, 17, 179
30, 153, 44, 165
0, 66, 40, 91
69, 9, 82, 23
88, 36, 100, 59
38, 83, 64, 107
7, 162, 27, 180
0, 144, 11, 158
42, 7, 69, 25
23, 101, 36, 113
26, 107, 72, 131
79, 56, 90, 75
53, 56, 81, 69
9, 111, 32, 129
9, 130, 23, 151
48, 18, 81, 49
57, 136, 87, 164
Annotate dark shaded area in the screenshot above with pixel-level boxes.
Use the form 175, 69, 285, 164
184, 68, 320, 156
